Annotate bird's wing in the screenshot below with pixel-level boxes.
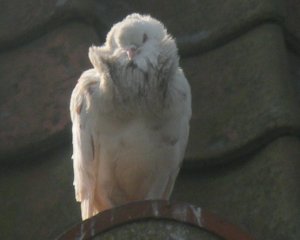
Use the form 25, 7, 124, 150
70, 71, 99, 220
162, 68, 192, 199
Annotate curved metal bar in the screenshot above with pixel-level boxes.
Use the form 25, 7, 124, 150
57, 200, 255, 240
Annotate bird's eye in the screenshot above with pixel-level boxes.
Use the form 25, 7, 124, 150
143, 33, 148, 43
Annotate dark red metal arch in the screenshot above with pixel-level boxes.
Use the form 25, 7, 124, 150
57, 200, 255, 240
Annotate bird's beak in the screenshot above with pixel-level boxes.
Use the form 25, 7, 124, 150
126, 47, 137, 60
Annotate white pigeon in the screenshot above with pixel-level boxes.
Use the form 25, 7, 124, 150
70, 13, 192, 220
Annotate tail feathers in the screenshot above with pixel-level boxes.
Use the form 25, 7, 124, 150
74, 182, 98, 220
79, 193, 112, 220
80, 197, 97, 220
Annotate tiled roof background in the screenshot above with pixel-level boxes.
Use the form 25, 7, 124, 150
0, 0, 299, 239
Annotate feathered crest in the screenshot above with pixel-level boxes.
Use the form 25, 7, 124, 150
88, 46, 112, 80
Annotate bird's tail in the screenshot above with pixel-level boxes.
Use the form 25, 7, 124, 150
80, 191, 112, 220
80, 196, 97, 220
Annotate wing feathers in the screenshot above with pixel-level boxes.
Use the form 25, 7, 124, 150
71, 79, 99, 220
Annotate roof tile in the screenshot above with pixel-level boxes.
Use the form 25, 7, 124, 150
175, 137, 300, 239
184, 24, 300, 164
0, 23, 99, 162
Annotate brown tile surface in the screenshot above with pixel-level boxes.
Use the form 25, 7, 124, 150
285, 0, 300, 52
184, 23, 300, 165
175, 137, 300, 240
0, 23, 99, 162
0, 146, 80, 240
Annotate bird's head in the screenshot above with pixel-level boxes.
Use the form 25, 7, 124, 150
106, 13, 169, 72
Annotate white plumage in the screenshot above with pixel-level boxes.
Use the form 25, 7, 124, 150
70, 13, 192, 220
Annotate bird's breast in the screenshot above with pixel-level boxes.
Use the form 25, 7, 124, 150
98, 117, 180, 169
